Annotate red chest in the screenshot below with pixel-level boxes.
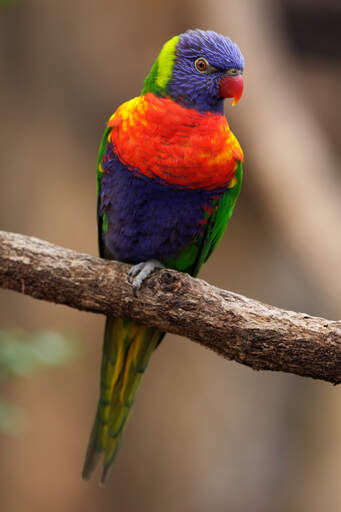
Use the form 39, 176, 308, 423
108, 93, 243, 190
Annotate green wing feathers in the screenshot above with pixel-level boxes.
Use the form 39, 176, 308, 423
164, 161, 242, 277
82, 317, 163, 485
201, 161, 243, 267
170, 160, 243, 277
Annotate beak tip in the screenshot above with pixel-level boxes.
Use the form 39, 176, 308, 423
232, 94, 241, 107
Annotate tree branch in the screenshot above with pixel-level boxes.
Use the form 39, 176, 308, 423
0, 230, 340, 384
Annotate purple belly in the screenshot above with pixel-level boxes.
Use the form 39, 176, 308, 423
99, 149, 221, 263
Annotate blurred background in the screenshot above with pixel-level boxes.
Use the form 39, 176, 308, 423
0, 0, 340, 510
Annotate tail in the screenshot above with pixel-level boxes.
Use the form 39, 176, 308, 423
82, 316, 163, 485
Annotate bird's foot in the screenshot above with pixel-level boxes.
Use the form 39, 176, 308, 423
128, 259, 164, 297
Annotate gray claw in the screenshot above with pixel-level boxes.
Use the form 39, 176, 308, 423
128, 259, 164, 296
127, 262, 145, 282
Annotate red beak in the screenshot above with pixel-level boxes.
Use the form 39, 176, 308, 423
219, 74, 244, 105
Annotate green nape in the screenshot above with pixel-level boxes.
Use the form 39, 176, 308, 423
141, 35, 179, 96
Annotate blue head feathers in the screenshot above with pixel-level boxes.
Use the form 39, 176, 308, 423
168, 29, 244, 113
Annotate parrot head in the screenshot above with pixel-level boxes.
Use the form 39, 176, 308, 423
142, 29, 244, 113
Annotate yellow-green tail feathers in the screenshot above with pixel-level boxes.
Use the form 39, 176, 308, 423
82, 316, 162, 485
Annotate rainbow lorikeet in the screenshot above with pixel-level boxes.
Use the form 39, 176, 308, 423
82, 29, 244, 485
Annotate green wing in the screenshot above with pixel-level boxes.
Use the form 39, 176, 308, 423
96, 126, 111, 257
193, 161, 243, 275
165, 161, 243, 277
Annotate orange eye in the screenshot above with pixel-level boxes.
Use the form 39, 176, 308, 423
195, 58, 209, 73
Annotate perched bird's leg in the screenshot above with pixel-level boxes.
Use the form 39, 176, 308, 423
128, 259, 165, 296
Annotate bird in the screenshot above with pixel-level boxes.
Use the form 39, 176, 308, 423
82, 29, 244, 485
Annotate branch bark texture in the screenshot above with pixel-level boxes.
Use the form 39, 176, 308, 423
0, 230, 340, 384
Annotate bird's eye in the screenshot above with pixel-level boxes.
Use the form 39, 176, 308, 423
195, 58, 209, 73
227, 68, 238, 75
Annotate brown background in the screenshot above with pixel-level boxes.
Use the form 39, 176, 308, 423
0, 0, 340, 511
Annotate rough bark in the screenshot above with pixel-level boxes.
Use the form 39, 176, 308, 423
0, 230, 340, 384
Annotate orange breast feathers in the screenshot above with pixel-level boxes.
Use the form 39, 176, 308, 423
107, 92, 243, 190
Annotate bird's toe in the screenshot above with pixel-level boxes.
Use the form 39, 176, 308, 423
128, 259, 164, 296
